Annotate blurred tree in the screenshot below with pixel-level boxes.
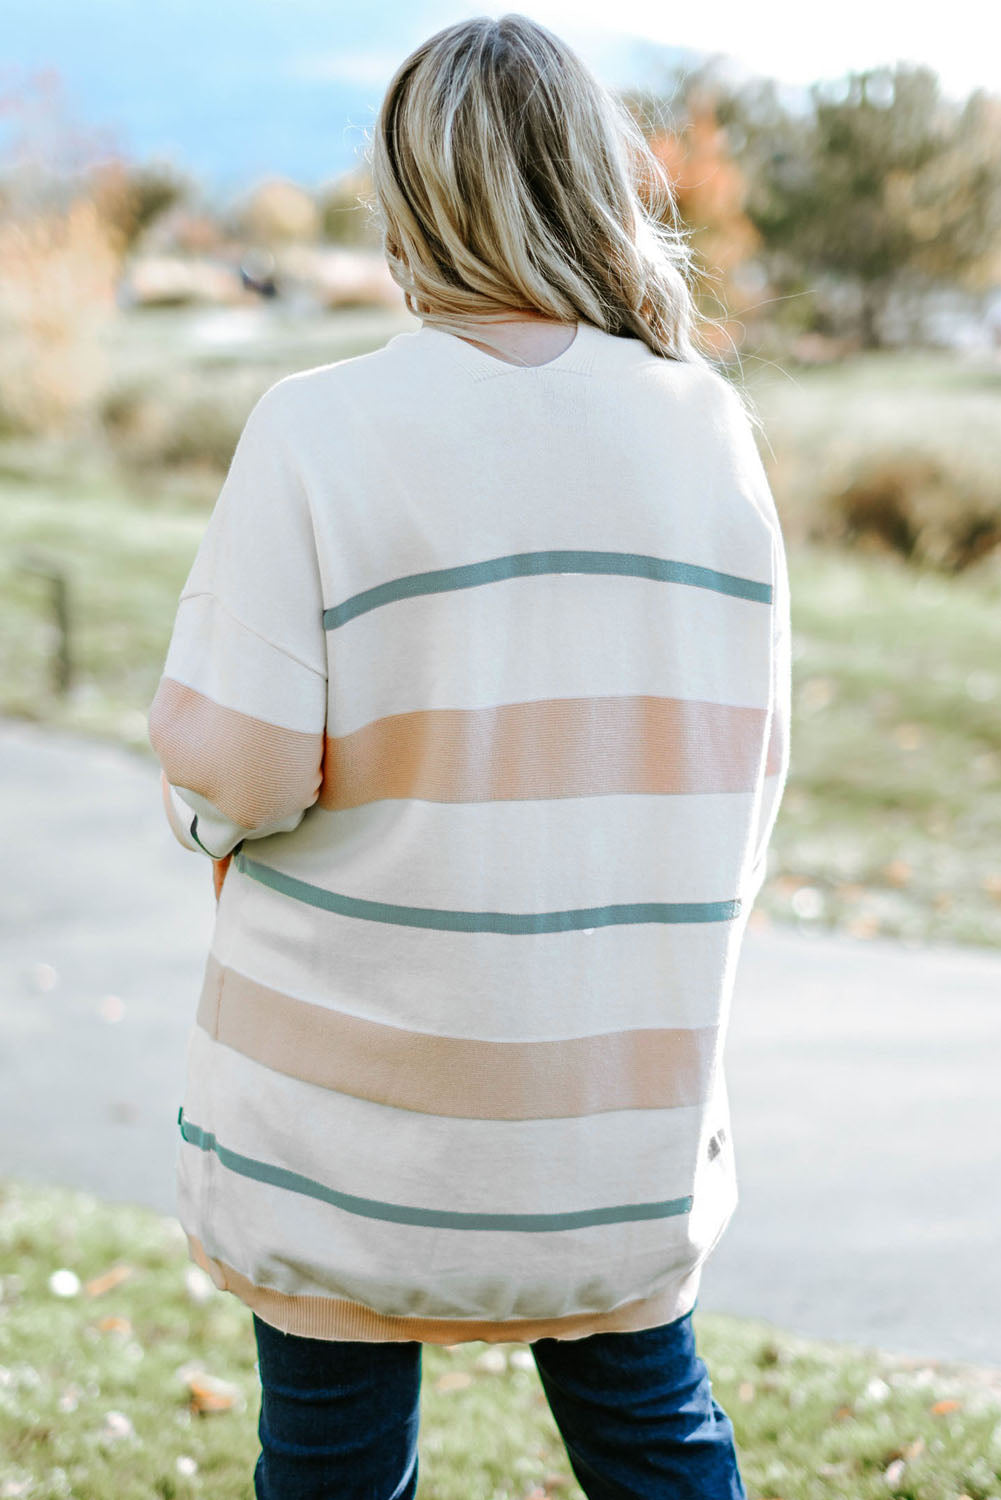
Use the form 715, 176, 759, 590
0, 67, 123, 435
632, 82, 763, 352
89, 158, 193, 252
0, 65, 118, 201
317, 168, 380, 247
0, 195, 120, 435
228, 177, 321, 246
723, 63, 1001, 347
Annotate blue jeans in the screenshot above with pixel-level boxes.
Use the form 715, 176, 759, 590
251, 1301, 748, 1499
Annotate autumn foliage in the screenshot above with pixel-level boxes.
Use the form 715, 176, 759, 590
645, 89, 763, 354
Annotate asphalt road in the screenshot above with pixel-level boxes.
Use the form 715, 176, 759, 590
2, 713, 998, 1367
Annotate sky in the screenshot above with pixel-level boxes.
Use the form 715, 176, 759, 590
301, 0, 1001, 107
3, 1, 1000, 199
538, 0, 1001, 106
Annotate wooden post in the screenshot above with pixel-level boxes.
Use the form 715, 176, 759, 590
17, 549, 73, 696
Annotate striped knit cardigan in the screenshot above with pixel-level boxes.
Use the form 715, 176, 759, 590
148, 316, 791, 1344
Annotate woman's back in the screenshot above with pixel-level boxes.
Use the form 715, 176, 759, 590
150, 315, 790, 1343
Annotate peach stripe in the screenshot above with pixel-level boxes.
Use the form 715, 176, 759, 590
197, 954, 718, 1120
149, 677, 324, 829
320, 694, 769, 810
185, 1232, 702, 1345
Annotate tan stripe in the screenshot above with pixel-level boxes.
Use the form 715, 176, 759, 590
149, 677, 324, 829
197, 954, 718, 1120
319, 694, 768, 810
185, 1231, 702, 1345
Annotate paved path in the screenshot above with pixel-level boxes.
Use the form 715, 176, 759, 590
2, 714, 999, 1366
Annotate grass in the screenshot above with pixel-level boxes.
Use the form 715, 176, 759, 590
2, 483, 1000, 949
739, 347, 1001, 547
754, 543, 1001, 948
1, 1174, 1000, 1500
2, 333, 1001, 950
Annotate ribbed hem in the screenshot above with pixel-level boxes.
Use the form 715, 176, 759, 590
185, 1232, 703, 1345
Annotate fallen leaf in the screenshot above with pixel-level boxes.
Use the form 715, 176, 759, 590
99, 994, 125, 1023
475, 1348, 507, 1373
884, 1457, 907, 1488
434, 1370, 474, 1392
99, 1410, 135, 1442
185, 1371, 240, 1413
800, 677, 836, 712
881, 860, 911, 888
85, 1263, 134, 1297
95, 1315, 132, 1336
930, 1398, 961, 1415
48, 1269, 80, 1298
183, 1265, 215, 1304
891, 723, 923, 751
883, 1435, 926, 1464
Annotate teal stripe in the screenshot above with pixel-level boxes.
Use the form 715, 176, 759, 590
322, 549, 772, 629
189, 815, 214, 858
233, 852, 741, 932
178, 1110, 693, 1231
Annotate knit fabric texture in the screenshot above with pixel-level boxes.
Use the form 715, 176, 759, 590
148, 317, 791, 1343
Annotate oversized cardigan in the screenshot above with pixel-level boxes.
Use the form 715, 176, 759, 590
147, 316, 791, 1343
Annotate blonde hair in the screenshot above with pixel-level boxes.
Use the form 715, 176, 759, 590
364, 12, 760, 428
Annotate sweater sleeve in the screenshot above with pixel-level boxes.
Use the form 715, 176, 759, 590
705, 372, 792, 903
147, 381, 327, 861
747, 517, 792, 901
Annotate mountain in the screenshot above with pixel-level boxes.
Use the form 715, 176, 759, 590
1, 1, 712, 206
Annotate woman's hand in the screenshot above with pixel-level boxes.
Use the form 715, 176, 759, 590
212, 855, 232, 902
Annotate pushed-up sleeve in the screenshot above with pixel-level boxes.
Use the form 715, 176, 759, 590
148, 381, 327, 861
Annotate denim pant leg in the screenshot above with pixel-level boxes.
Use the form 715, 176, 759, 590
251, 1313, 422, 1500
530, 1306, 747, 1500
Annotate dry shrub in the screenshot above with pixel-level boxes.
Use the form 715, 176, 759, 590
100, 380, 245, 475
815, 449, 1001, 572
0, 195, 122, 436
232, 177, 321, 246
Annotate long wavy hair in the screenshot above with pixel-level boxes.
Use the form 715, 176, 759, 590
364, 13, 759, 427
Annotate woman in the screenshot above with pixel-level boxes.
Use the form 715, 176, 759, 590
148, 12, 790, 1499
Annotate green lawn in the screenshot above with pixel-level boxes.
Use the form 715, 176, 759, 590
758, 543, 1001, 948
3, 478, 1000, 948
2, 334, 1000, 950
1, 1175, 1000, 1500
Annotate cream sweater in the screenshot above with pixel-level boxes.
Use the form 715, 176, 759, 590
148, 316, 791, 1343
